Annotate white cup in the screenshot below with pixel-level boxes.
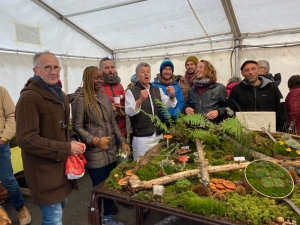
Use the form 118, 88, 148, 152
113, 96, 120, 104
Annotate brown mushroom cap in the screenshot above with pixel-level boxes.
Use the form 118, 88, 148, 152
216, 183, 226, 189
222, 180, 236, 190
125, 170, 134, 176
164, 134, 173, 139
118, 176, 130, 186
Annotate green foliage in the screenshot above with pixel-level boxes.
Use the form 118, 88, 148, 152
219, 118, 243, 141
182, 191, 226, 216
175, 178, 191, 189
179, 113, 212, 128
188, 129, 220, 147
140, 108, 168, 133
246, 161, 293, 197
225, 192, 297, 225
273, 140, 300, 158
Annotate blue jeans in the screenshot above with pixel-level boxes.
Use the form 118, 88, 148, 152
87, 162, 117, 217
0, 142, 24, 209
39, 199, 67, 225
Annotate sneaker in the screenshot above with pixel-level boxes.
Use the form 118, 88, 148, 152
18, 206, 31, 225
102, 217, 124, 225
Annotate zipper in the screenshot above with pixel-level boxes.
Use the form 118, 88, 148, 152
254, 91, 257, 111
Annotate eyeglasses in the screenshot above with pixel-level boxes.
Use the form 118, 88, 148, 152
36, 65, 61, 73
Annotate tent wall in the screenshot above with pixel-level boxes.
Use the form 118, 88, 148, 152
0, 52, 98, 104
115, 46, 300, 98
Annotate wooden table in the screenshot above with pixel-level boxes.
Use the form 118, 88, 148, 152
88, 182, 234, 225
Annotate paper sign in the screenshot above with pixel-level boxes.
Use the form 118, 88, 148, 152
234, 157, 245, 162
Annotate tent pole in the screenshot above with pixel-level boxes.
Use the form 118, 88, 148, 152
234, 39, 241, 78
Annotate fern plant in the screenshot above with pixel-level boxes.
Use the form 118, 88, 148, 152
219, 117, 243, 141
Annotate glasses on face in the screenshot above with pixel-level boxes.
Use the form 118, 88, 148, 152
36, 65, 61, 73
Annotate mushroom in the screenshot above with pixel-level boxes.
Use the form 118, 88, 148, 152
163, 134, 173, 148
125, 169, 134, 176
178, 155, 189, 167
118, 176, 130, 186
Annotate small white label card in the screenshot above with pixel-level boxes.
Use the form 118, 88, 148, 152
234, 157, 245, 162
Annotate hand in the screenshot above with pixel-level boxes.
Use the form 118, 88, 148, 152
112, 103, 117, 111
139, 89, 148, 102
185, 107, 194, 115
206, 110, 219, 120
70, 141, 84, 156
121, 142, 131, 155
92, 136, 112, 149
166, 86, 175, 98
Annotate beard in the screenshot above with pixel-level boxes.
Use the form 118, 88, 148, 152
103, 72, 115, 82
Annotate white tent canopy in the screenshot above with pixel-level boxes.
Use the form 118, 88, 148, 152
1, 0, 300, 102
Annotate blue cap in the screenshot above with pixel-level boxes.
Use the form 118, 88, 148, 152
130, 74, 138, 83
160, 60, 174, 74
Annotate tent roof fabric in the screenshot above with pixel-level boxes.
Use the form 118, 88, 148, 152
1, 0, 300, 58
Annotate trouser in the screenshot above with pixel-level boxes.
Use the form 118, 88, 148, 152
86, 162, 117, 217
39, 198, 67, 225
0, 142, 24, 210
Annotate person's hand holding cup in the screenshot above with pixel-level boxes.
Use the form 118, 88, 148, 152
113, 95, 121, 106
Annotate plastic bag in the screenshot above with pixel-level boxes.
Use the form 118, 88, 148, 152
65, 153, 87, 180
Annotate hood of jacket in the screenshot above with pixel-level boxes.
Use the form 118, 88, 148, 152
241, 76, 272, 89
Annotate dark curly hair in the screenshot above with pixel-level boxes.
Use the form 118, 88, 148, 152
288, 75, 300, 89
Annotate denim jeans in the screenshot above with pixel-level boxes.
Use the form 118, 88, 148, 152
86, 162, 117, 217
39, 198, 67, 225
0, 142, 24, 209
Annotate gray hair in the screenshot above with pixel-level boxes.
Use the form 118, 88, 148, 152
33, 51, 56, 67
257, 60, 270, 73
136, 62, 151, 75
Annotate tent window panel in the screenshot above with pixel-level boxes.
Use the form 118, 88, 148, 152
15, 24, 40, 44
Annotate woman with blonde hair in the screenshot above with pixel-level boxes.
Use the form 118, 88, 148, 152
185, 60, 228, 123
70, 66, 129, 225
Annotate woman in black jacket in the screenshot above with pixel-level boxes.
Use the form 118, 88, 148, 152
185, 60, 228, 123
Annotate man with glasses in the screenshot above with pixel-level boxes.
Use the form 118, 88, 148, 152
15, 51, 83, 225
257, 60, 281, 86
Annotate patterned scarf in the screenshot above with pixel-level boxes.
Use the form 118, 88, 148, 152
193, 78, 214, 97
33, 75, 64, 103
103, 74, 121, 85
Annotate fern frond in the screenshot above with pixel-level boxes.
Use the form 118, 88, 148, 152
188, 129, 220, 147
179, 113, 213, 129
154, 98, 173, 126
140, 109, 168, 133
219, 117, 243, 141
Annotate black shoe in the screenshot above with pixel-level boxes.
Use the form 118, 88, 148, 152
116, 201, 133, 209
112, 203, 118, 215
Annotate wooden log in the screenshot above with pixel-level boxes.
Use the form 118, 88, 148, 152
129, 162, 249, 192
195, 139, 210, 187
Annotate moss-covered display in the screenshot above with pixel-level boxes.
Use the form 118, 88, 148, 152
245, 160, 294, 198
104, 111, 300, 224
273, 138, 300, 158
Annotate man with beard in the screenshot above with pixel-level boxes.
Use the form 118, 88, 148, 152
228, 60, 288, 131
179, 56, 198, 100
152, 59, 184, 123
99, 57, 133, 211
99, 57, 126, 137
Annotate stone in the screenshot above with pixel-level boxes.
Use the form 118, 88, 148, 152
236, 112, 276, 132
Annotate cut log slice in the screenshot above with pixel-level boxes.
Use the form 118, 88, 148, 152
178, 149, 192, 155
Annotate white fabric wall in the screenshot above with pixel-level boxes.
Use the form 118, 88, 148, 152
0, 52, 98, 104
116, 46, 300, 98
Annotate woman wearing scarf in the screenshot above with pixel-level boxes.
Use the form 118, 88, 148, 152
70, 66, 129, 225
185, 60, 228, 123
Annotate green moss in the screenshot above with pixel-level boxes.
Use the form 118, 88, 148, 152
246, 161, 293, 197
182, 191, 226, 216
225, 192, 297, 225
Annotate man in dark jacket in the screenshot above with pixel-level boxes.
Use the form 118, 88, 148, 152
257, 60, 281, 86
15, 51, 83, 225
228, 60, 288, 131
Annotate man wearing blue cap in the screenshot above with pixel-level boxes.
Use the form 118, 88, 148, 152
152, 59, 184, 124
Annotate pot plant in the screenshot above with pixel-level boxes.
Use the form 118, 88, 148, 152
273, 134, 300, 160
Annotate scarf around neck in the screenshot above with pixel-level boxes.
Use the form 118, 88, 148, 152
103, 74, 121, 85
33, 74, 63, 103
185, 71, 196, 87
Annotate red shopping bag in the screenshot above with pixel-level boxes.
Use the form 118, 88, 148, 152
65, 153, 87, 180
